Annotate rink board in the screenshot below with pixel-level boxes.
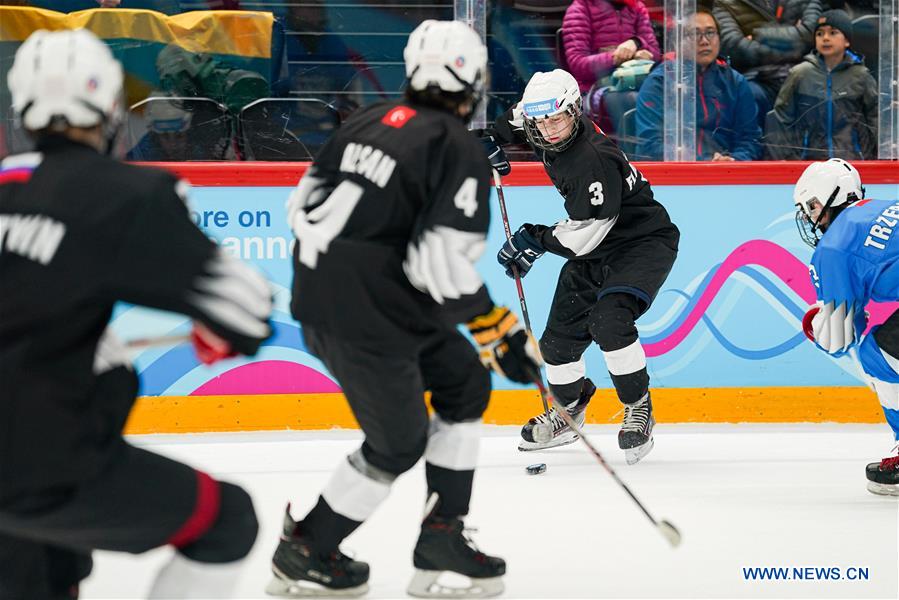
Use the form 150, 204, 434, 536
116, 162, 899, 433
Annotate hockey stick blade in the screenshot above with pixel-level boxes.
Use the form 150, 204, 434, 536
658, 520, 682, 547
534, 378, 683, 548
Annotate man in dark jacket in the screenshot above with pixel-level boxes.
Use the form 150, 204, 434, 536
635, 8, 762, 161
765, 9, 877, 160
713, 0, 823, 124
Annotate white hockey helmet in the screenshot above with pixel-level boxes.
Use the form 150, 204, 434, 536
145, 98, 193, 134
520, 69, 582, 152
793, 158, 865, 246
403, 20, 487, 112
8, 29, 124, 134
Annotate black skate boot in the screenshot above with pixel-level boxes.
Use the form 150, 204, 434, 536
618, 392, 655, 465
266, 505, 369, 598
519, 378, 596, 452
865, 452, 899, 497
407, 515, 506, 598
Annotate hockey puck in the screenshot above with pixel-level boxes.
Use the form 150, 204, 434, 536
526, 463, 547, 475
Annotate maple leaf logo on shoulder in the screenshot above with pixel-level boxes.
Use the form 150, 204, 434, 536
381, 106, 417, 128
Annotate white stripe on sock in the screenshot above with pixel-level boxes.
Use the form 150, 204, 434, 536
321, 455, 391, 522
602, 340, 647, 376
425, 415, 481, 471
545, 358, 586, 385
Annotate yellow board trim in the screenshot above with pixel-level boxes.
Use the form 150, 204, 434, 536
0, 7, 272, 58
124, 387, 885, 435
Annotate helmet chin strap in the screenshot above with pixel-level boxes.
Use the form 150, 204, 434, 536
811, 185, 842, 234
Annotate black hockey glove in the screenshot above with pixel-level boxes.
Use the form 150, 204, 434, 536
467, 305, 542, 384
479, 134, 511, 176
497, 224, 545, 279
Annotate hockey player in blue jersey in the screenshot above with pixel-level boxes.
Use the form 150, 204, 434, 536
794, 158, 899, 496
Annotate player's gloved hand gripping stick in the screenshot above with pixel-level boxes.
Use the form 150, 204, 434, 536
491, 168, 554, 444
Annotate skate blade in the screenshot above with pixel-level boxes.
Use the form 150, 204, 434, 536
624, 437, 654, 465
518, 431, 578, 452
407, 569, 504, 598
866, 481, 899, 497
266, 575, 369, 598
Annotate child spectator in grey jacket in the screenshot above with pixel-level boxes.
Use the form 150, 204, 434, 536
766, 9, 877, 160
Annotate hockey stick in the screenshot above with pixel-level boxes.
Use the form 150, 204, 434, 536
492, 169, 553, 443
124, 334, 190, 349
532, 376, 683, 548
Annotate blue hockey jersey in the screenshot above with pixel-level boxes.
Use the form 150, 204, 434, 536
808, 199, 899, 356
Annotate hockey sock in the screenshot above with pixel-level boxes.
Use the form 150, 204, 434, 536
424, 416, 481, 517
545, 358, 586, 406
602, 340, 649, 404
305, 449, 393, 554
148, 552, 245, 599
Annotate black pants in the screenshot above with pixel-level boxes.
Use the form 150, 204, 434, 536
300, 324, 491, 553
0, 441, 254, 600
539, 236, 678, 405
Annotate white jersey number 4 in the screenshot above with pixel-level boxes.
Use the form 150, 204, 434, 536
454, 177, 479, 218
292, 180, 364, 269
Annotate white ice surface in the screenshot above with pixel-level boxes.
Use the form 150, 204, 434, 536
81, 424, 899, 599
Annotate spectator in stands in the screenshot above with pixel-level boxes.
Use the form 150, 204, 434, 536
765, 9, 877, 160
97, 0, 121, 6
127, 96, 194, 161
635, 8, 762, 161
562, 0, 661, 93
713, 0, 823, 126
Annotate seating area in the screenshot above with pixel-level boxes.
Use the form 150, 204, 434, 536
0, 1, 893, 161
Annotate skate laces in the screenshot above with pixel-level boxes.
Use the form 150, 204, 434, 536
621, 398, 650, 433
460, 526, 490, 563
533, 408, 568, 432
881, 455, 899, 470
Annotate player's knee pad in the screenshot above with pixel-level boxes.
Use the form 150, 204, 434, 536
178, 482, 258, 564
588, 293, 641, 351
430, 364, 491, 423
362, 428, 428, 476
321, 448, 395, 523
538, 332, 585, 366
859, 328, 899, 384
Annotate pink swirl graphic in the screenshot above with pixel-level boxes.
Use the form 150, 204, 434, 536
644, 240, 816, 357
644, 240, 898, 357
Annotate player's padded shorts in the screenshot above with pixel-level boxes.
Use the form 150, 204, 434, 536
539, 235, 678, 364
0, 441, 257, 599
303, 324, 490, 477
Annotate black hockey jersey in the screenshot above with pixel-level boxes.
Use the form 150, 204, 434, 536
289, 100, 494, 351
0, 136, 272, 501
494, 110, 678, 259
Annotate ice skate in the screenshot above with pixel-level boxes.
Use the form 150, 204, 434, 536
266, 505, 369, 598
618, 392, 655, 465
407, 514, 505, 598
866, 451, 899, 497
518, 378, 596, 451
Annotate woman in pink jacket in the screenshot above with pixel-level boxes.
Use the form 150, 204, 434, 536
563, 0, 661, 92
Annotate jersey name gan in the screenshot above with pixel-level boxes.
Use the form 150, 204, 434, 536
339, 143, 397, 189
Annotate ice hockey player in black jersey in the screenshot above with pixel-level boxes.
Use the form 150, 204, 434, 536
267, 20, 542, 599
484, 69, 679, 464
0, 30, 272, 599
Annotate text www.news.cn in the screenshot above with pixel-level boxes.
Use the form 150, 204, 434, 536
743, 566, 870, 581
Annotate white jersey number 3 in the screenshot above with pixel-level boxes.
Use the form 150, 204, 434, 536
454, 177, 479, 217
589, 181, 604, 206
